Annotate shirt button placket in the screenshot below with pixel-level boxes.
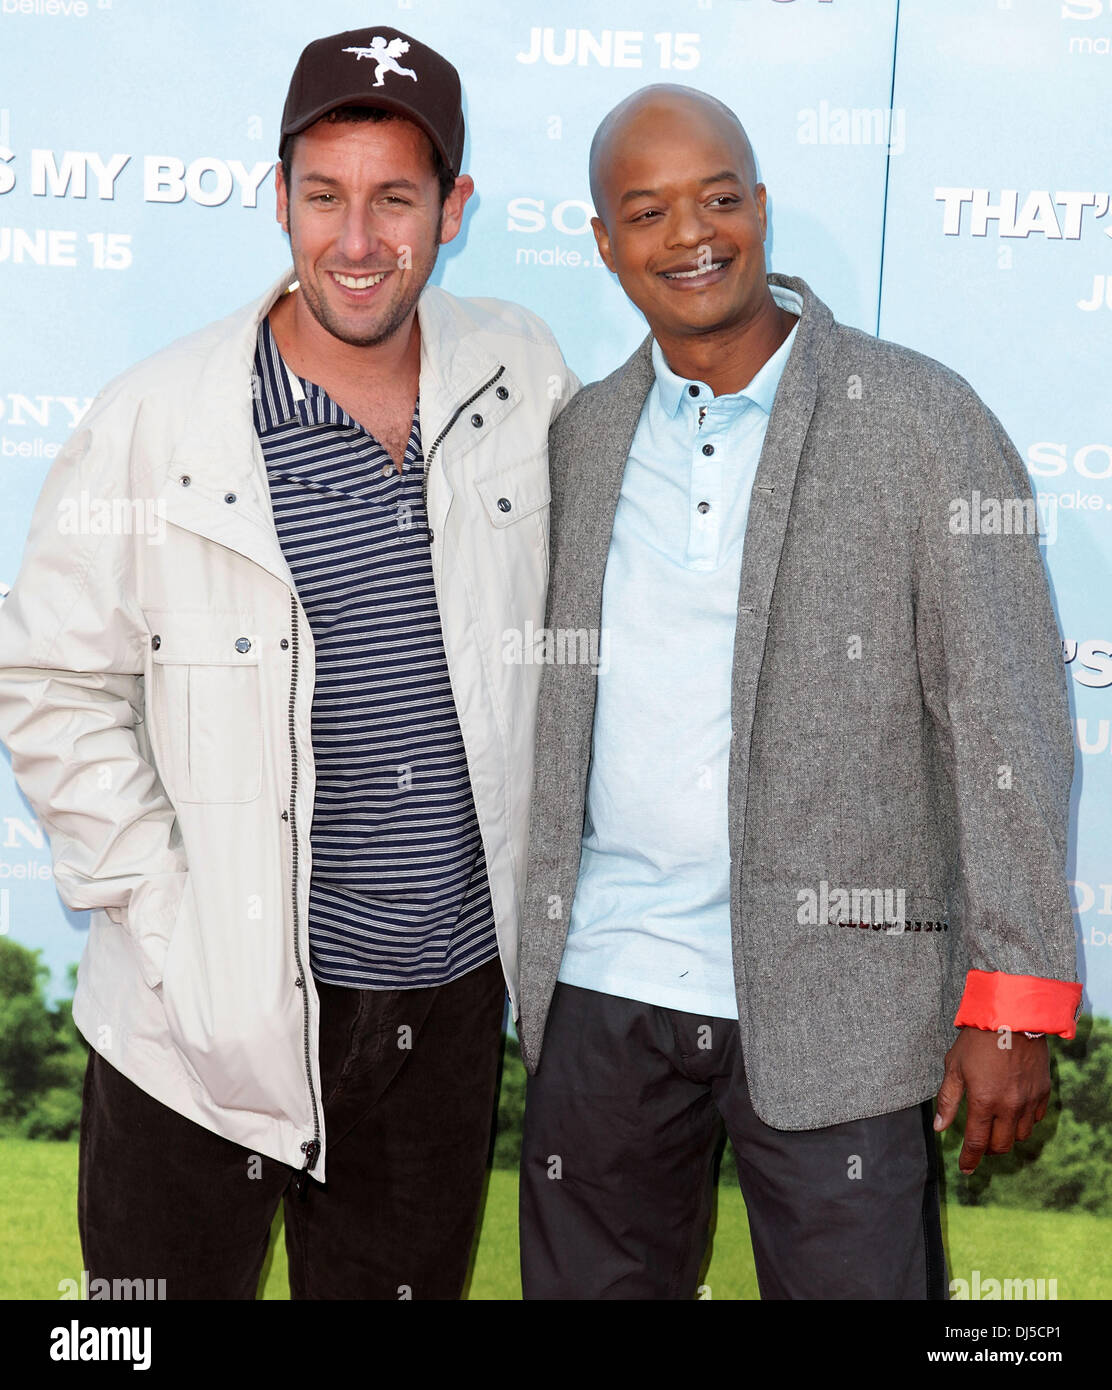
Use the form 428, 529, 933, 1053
689, 414, 722, 567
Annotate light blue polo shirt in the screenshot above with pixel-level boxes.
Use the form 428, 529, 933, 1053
557, 286, 801, 1019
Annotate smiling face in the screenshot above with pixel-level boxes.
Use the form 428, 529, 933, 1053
275, 114, 471, 349
590, 91, 771, 346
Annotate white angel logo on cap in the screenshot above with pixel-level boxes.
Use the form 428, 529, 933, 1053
342, 36, 418, 87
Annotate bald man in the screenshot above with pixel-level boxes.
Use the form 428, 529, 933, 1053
515, 85, 1079, 1300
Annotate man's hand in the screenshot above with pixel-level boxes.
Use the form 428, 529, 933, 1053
933, 1027, 1051, 1175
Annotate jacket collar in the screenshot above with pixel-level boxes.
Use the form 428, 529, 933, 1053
168, 264, 299, 480
159, 267, 507, 588
171, 266, 504, 471
415, 282, 503, 405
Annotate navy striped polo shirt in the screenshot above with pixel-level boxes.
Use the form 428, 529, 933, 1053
252, 315, 499, 990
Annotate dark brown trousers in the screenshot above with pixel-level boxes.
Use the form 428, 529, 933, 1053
78, 955, 506, 1299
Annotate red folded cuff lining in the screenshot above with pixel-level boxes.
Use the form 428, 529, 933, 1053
954, 969, 1081, 1039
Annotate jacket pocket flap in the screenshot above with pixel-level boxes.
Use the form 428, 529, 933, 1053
474, 457, 551, 529
144, 610, 262, 665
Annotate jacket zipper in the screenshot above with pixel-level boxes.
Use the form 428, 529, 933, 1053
288, 589, 321, 1193
422, 365, 506, 539
284, 366, 503, 1182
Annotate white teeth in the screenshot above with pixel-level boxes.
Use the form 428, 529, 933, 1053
333, 272, 387, 289
663, 261, 727, 279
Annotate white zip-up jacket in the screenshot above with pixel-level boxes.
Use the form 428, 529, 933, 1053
0, 267, 578, 1180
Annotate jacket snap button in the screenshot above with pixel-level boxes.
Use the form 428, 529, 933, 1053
294, 977, 304, 988
179, 475, 191, 487
151, 634, 161, 650
281, 810, 289, 822
702, 444, 714, 457
280, 638, 289, 650
496, 386, 509, 401
470, 413, 483, 428
224, 492, 237, 504
697, 500, 711, 515
235, 637, 251, 654
497, 497, 512, 513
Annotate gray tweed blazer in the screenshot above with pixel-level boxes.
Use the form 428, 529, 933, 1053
516, 273, 1077, 1129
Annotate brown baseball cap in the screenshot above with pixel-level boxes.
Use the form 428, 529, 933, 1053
279, 26, 465, 175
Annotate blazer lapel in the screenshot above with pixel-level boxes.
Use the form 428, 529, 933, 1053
727, 274, 835, 895
547, 332, 654, 645
534, 335, 655, 836
736, 275, 832, 631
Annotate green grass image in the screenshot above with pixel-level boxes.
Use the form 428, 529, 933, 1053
5, 1138, 1107, 1301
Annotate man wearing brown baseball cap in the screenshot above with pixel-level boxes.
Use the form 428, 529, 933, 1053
280, 27, 466, 175
2, 24, 576, 1300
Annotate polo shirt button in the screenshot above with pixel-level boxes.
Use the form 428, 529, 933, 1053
496, 386, 509, 400
382, 464, 392, 478
688, 384, 700, 397
701, 444, 714, 457
497, 497, 512, 513
697, 501, 711, 514
471, 413, 483, 428
225, 492, 237, 503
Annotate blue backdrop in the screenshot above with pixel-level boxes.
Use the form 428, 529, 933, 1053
0, 0, 1108, 1013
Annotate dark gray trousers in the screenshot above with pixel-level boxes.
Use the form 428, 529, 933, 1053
519, 982, 947, 1300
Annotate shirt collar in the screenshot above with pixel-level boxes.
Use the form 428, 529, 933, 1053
651, 283, 802, 420
252, 315, 359, 435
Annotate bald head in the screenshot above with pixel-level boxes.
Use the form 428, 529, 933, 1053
583, 81, 780, 363
588, 85, 758, 222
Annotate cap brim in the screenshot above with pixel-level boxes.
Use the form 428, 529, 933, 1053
280, 94, 455, 173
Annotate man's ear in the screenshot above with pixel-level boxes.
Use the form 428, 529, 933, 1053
275, 163, 290, 236
755, 182, 768, 241
439, 174, 475, 245
591, 216, 616, 273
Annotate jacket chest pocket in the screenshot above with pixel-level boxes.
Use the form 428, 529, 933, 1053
144, 610, 263, 804
474, 453, 551, 575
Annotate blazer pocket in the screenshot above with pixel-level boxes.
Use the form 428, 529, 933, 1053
144, 610, 263, 804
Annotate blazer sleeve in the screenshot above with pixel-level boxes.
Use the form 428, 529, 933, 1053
913, 382, 1081, 1037
0, 395, 188, 988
